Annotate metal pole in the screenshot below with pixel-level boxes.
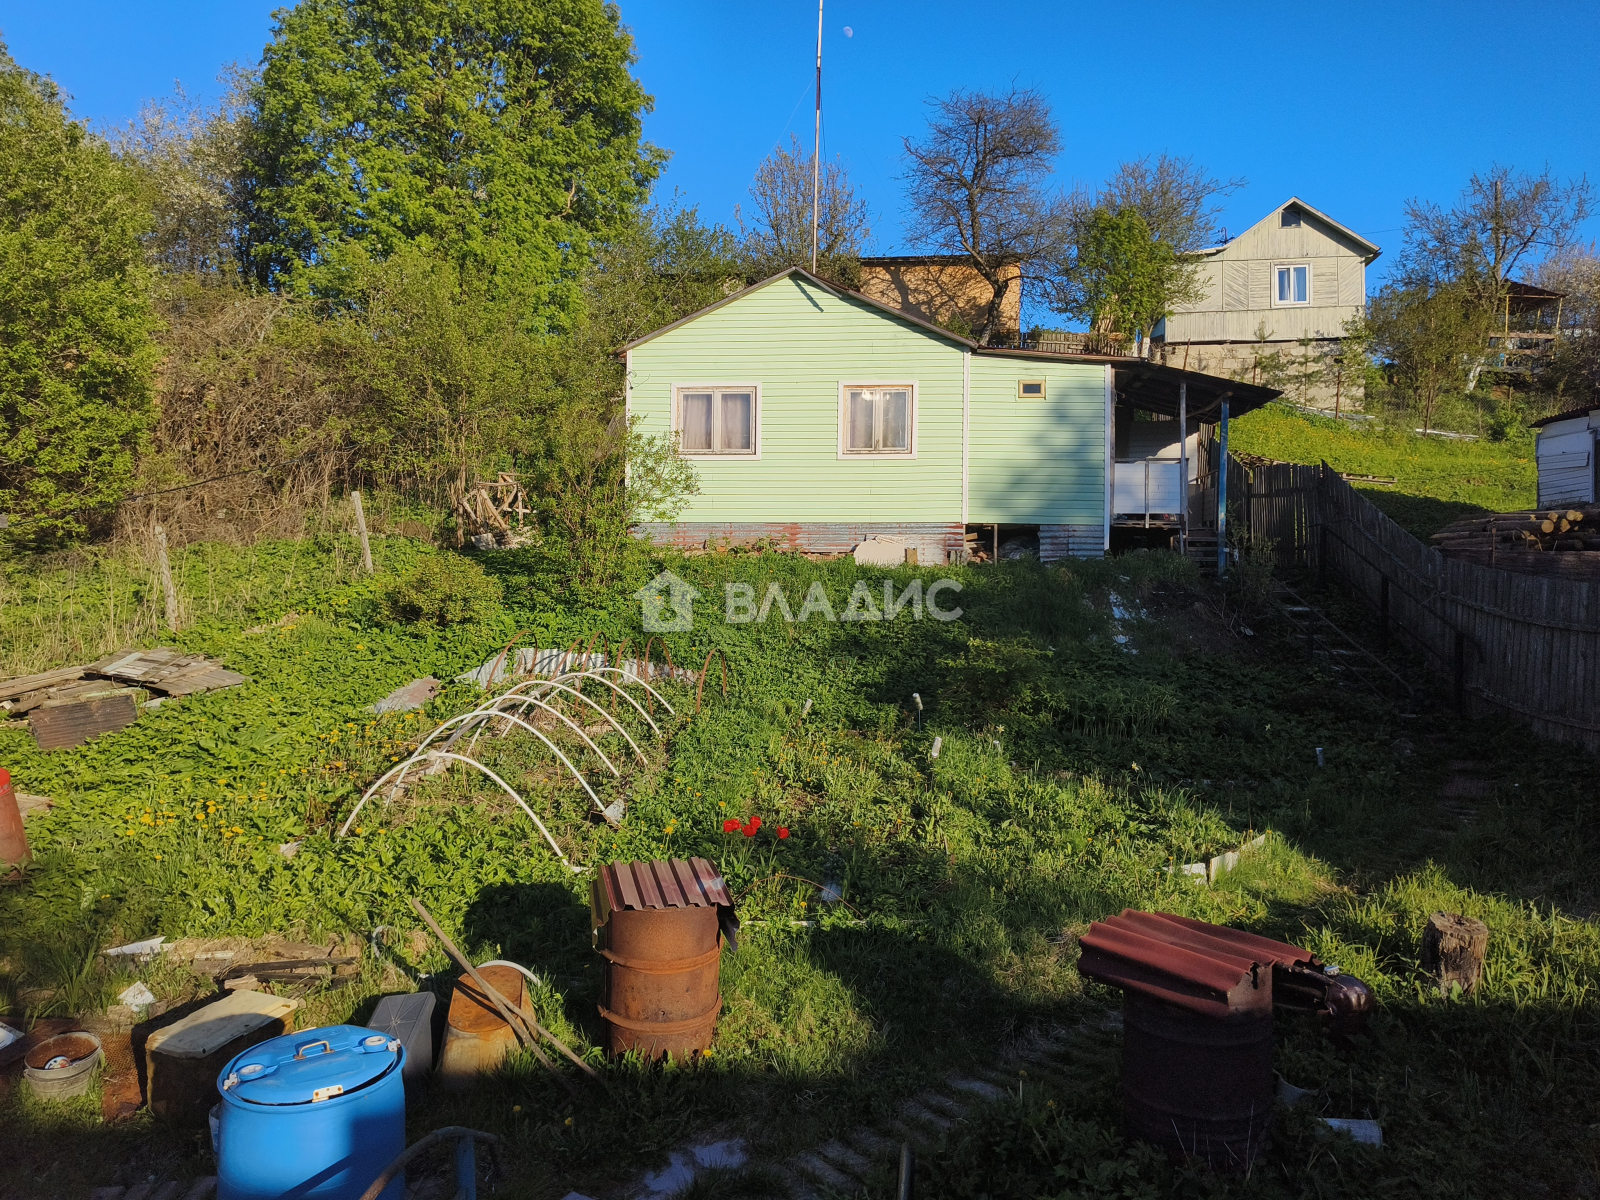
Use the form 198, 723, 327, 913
811, 0, 823, 273
1177, 381, 1187, 555
1216, 396, 1230, 577
456, 1136, 477, 1200
1143, 459, 1150, 529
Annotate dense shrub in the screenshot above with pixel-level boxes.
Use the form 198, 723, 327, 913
382, 553, 502, 625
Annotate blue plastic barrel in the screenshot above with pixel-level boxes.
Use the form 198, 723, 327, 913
216, 1025, 406, 1200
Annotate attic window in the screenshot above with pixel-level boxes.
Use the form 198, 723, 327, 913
1280, 209, 1302, 228
1018, 380, 1046, 399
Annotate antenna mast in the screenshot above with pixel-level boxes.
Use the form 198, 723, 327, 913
811, 0, 823, 273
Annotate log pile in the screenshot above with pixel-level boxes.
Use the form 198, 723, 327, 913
449, 471, 533, 548
1430, 506, 1600, 580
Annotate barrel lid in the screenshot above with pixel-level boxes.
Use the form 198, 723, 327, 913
221, 1024, 400, 1106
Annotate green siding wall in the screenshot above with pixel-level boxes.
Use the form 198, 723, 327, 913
629, 276, 966, 523
629, 275, 1108, 529
967, 357, 1106, 524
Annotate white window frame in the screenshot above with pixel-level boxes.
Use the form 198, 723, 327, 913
1271, 263, 1312, 307
672, 383, 761, 459
837, 382, 918, 459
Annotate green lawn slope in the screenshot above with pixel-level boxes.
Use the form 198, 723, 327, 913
1229, 404, 1538, 539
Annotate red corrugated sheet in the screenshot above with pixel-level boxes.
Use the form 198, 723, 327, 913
1078, 910, 1314, 1019
597, 858, 731, 917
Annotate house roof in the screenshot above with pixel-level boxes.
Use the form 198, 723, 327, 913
1197, 197, 1382, 264
620, 266, 1280, 422
1530, 403, 1599, 429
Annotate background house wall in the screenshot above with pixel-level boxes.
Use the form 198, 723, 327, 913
1157, 199, 1378, 408
859, 256, 1022, 337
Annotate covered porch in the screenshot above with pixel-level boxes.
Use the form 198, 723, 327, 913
1108, 362, 1279, 563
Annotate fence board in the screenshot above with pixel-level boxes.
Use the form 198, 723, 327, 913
1231, 456, 1600, 753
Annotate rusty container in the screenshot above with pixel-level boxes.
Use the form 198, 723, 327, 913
437, 965, 525, 1089
592, 858, 736, 1060
0, 768, 30, 872
1078, 910, 1287, 1168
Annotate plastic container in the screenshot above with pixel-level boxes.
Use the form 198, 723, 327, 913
216, 1025, 406, 1200
366, 991, 436, 1086
23, 1031, 103, 1101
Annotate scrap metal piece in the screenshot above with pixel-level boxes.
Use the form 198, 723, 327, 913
32, 692, 140, 750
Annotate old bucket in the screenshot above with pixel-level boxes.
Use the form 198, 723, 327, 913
592, 858, 737, 1059
215, 1025, 405, 1200
437, 965, 524, 1090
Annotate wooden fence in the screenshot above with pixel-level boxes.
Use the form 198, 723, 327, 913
1231, 457, 1600, 753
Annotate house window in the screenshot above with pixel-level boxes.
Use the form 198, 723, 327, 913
1280, 208, 1302, 228
841, 384, 915, 456
1273, 264, 1310, 306
1018, 380, 1046, 399
675, 385, 758, 455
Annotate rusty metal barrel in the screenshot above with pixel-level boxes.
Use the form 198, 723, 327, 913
592, 858, 736, 1060
1077, 910, 1296, 1168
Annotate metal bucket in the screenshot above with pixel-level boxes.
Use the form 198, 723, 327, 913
599, 903, 721, 1059
437, 965, 524, 1089
1120, 991, 1273, 1168
23, 1031, 103, 1101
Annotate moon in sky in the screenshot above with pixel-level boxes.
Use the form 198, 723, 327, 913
843, 26, 853, 37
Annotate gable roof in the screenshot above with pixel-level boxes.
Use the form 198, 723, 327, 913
619, 266, 974, 353
1198, 197, 1382, 264
620, 266, 1281, 422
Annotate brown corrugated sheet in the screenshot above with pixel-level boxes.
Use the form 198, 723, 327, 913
31, 693, 140, 751
1077, 910, 1313, 1018
597, 858, 731, 919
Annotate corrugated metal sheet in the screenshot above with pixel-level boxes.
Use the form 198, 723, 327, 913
31, 693, 139, 750
1039, 524, 1103, 562
598, 858, 731, 914
1078, 910, 1313, 1019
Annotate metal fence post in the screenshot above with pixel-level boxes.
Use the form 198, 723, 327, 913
456, 1134, 477, 1200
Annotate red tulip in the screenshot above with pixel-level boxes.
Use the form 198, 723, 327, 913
742, 823, 757, 837
749, 815, 763, 829
722, 818, 741, 833
776, 827, 790, 839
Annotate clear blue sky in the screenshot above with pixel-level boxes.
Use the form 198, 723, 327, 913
3, 0, 1596, 285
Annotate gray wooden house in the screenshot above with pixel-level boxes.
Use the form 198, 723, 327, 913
1153, 198, 1381, 407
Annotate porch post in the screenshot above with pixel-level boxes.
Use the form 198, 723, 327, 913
1177, 381, 1187, 555
1216, 394, 1230, 577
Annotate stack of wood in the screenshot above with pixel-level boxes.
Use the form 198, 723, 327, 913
1431, 506, 1600, 580
0, 648, 246, 749
450, 471, 532, 548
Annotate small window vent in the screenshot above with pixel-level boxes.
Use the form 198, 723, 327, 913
1018, 380, 1046, 399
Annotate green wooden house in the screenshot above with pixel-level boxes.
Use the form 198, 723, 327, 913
623, 268, 1275, 562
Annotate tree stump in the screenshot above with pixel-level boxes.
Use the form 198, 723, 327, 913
1421, 912, 1488, 995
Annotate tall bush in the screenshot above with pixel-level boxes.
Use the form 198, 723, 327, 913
0, 43, 161, 543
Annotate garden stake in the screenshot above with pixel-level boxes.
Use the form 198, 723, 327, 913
695, 647, 729, 713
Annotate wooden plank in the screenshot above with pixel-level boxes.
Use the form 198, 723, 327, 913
31, 694, 139, 751
0, 663, 89, 700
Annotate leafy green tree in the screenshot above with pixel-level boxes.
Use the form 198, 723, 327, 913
0, 43, 161, 542
243, 0, 664, 310
1052, 206, 1186, 343
1360, 280, 1491, 432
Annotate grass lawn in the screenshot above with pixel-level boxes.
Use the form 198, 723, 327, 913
3, 535, 1599, 1199
1229, 404, 1539, 539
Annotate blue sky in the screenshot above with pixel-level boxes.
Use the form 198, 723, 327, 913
3, 0, 1596, 286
